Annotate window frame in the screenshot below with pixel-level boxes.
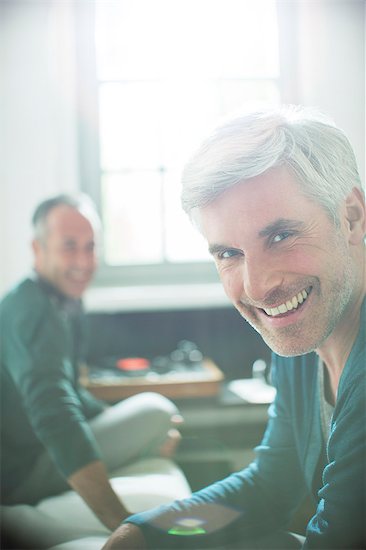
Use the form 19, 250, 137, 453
75, 0, 292, 290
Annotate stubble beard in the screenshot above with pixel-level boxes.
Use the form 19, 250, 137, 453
238, 238, 356, 358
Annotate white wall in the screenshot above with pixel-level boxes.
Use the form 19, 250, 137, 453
0, 0, 365, 297
0, 1, 80, 294
296, 0, 365, 178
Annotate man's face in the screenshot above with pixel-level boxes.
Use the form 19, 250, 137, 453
33, 205, 97, 299
199, 166, 358, 356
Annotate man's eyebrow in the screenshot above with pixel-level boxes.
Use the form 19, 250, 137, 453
258, 218, 305, 238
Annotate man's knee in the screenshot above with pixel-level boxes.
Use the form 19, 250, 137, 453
119, 392, 180, 424
141, 392, 179, 415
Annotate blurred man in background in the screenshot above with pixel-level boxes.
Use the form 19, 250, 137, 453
0, 194, 182, 538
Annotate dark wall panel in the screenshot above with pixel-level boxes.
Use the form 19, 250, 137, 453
86, 306, 271, 380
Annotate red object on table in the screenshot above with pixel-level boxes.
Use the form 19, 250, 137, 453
116, 357, 150, 372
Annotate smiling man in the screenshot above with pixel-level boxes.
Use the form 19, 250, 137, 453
201, 166, 362, 371
0, 194, 182, 545
103, 106, 365, 549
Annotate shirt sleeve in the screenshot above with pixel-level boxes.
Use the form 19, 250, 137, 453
125, 357, 308, 549
77, 385, 106, 419
2, 288, 102, 479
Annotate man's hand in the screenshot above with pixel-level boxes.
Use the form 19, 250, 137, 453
102, 523, 146, 549
68, 460, 130, 531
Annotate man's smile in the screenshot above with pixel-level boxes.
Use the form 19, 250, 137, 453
68, 270, 92, 284
262, 287, 312, 317
239, 285, 313, 323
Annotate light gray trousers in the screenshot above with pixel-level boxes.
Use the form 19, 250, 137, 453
8, 392, 179, 505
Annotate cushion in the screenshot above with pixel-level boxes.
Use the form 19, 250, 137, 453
1, 457, 191, 549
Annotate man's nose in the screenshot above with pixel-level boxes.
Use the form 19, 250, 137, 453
74, 250, 95, 270
242, 255, 283, 303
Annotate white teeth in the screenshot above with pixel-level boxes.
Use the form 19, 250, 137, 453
263, 288, 310, 317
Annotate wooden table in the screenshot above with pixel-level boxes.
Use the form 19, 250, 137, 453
81, 358, 225, 401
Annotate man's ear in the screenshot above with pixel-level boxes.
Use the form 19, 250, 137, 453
344, 187, 366, 245
32, 238, 40, 255
32, 238, 44, 269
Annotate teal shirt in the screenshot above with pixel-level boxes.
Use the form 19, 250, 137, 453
0, 276, 104, 500
126, 298, 366, 549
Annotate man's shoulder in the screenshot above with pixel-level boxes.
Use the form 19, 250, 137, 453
0, 277, 49, 317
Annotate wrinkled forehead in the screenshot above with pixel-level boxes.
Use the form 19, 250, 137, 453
192, 166, 333, 245
192, 167, 298, 227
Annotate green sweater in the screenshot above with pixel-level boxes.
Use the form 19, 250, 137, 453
0, 276, 104, 501
126, 298, 366, 548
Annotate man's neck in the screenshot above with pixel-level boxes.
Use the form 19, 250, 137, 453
33, 270, 82, 309
317, 288, 365, 404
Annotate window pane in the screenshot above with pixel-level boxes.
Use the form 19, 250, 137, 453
160, 81, 222, 168
220, 80, 281, 114
95, 0, 279, 80
102, 172, 164, 265
99, 82, 162, 171
164, 170, 212, 263
214, 2, 279, 78
95, 1, 170, 80
91, 0, 281, 273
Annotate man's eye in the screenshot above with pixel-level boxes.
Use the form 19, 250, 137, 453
219, 249, 240, 259
63, 241, 77, 252
272, 231, 292, 243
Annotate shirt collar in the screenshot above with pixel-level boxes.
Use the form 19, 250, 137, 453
31, 270, 83, 315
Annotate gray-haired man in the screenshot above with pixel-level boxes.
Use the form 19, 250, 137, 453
104, 106, 365, 549
0, 194, 182, 540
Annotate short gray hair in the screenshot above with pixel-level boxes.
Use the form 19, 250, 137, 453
181, 105, 363, 223
32, 193, 101, 242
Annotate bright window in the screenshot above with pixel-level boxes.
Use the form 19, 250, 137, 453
81, 0, 280, 283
